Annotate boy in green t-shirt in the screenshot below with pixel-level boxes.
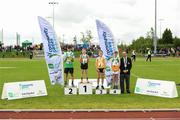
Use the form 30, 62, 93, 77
64, 46, 75, 87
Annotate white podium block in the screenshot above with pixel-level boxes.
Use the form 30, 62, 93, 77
78, 83, 93, 95
95, 89, 107, 94
109, 89, 121, 94
64, 87, 77, 95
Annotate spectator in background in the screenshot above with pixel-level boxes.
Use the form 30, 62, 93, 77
146, 48, 152, 62
131, 50, 136, 62
29, 51, 33, 59
171, 48, 176, 57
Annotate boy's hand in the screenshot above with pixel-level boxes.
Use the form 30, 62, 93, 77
96, 69, 99, 72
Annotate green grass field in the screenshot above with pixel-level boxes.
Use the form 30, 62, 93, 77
0, 57, 180, 109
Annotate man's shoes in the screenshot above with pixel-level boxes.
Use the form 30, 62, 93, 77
96, 86, 99, 89
101, 85, 105, 89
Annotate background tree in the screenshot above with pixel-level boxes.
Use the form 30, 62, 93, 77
146, 27, 154, 39
130, 37, 153, 53
80, 30, 93, 48
173, 37, 180, 47
161, 28, 173, 44
130, 28, 153, 53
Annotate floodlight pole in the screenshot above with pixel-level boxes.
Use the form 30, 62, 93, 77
49, 1, 58, 29
154, 0, 157, 55
159, 19, 164, 39
1, 28, 3, 44
16, 32, 20, 46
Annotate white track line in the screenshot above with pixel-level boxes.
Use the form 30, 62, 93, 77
1, 109, 180, 112
131, 73, 140, 78
0, 119, 179, 120
0, 67, 16, 69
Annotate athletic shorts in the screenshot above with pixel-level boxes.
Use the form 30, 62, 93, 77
81, 63, 88, 70
98, 68, 105, 73
64, 68, 74, 74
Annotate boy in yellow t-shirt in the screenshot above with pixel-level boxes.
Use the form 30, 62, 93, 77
111, 51, 120, 89
95, 50, 106, 89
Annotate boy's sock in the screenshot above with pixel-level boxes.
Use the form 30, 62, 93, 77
72, 80, 74, 87
107, 82, 111, 86
81, 77, 83, 83
86, 77, 89, 83
65, 81, 68, 87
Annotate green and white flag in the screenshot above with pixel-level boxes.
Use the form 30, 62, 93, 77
96, 19, 118, 84
38, 16, 64, 85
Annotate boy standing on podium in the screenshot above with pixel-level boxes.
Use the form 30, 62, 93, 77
111, 51, 120, 89
95, 50, 106, 89
80, 48, 89, 83
64, 46, 75, 87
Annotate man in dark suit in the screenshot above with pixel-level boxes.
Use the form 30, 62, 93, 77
120, 51, 132, 94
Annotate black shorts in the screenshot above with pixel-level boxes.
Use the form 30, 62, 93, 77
98, 68, 105, 73
81, 63, 88, 70
64, 68, 74, 74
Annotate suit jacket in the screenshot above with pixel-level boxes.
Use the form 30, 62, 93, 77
120, 57, 132, 75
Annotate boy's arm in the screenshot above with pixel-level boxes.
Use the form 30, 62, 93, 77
79, 55, 82, 62
129, 58, 132, 70
95, 59, 97, 68
104, 58, 106, 67
119, 58, 121, 67
63, 52, 67, 62
87, 55, 90, 63
95, 59, 98, 70
103, 58, 106, 73
72, 52, 75, 62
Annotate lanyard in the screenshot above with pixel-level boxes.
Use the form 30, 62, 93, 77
124, 57, 127, 68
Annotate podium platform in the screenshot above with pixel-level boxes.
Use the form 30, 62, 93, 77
68, 79, 110, 89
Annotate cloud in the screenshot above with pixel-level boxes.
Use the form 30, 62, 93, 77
0, 0, 179, 45
55, 1, 92, 24
55, 0, 138, 24
114, 0, 137, 6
